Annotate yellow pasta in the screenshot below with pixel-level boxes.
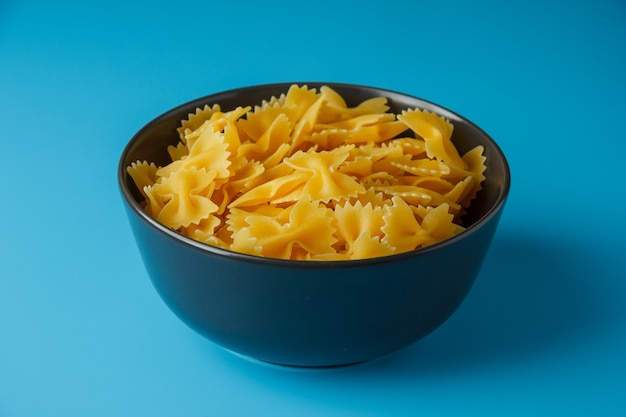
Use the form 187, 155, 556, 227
127, 84, 487, 260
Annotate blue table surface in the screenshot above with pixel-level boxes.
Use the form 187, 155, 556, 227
1, 0, 625, 416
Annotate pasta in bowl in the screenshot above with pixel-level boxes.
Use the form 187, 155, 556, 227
118, 83, 510, 367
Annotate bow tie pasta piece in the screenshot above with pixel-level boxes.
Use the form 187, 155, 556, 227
237, 102, 289, 142
460, 145, 487, 207
301, 128, 350, 151
127, 84, 487, 260
316, 113, 396, 130
362, 122, 410, 144
165, 142, 189, 162
182, 216, 222, 245
223, 118, 244, 154
382, 197, 463, 252
283, 85, 323, 123
227, 205, 293, 235
333, 201, 385, 247
220, 158, 265, 198
151, 168, 219, 229
237, 113, 293, 165
398, 109, 467, 169
370, 153, 414, 179
260, 143, 292, 169
228, 171, 310, 208
374, 184, 463, 218
335, 119, 409, 145
391, 158, 451, 177
180, 106, 249, 151
393, 137, 427, 156
347, 187, 389, 209
420, 203, 466, 241
238, 85, 322, 147
373, 184, 435, 206
290, 96, 325, 151
230, 196, 336, 259
333, 201, 395, 259
381, 196, 430, 252
443, 176, 475, 209
284, 147, 365, 203
157, 116, 240, 181
177, 103, 221, 144
235, 162, 293, 195
318, 85, 390, 123
337, 142, 404, 178
401, 176, 455, 195
349, 231, 396, 259
127, 161, 159, 201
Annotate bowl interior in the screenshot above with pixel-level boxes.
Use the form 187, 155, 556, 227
119, 82, 510, 262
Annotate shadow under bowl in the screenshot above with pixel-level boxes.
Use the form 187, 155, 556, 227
118, 82, 511, 367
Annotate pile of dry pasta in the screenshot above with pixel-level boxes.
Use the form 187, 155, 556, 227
128, 85, 486, 260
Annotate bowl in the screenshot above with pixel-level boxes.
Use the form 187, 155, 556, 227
118, 82, 510, 367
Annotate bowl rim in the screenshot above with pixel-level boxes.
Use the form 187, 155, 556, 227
118, 81, 511, 269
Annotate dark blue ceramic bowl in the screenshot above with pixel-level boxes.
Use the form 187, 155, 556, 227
118, 82, 510, 367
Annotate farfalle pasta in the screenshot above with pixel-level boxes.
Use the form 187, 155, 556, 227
128, 85, 486, 260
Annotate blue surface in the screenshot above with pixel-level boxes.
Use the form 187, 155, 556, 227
1, 0, 625, 416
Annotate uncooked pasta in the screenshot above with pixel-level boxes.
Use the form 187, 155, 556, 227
127, 85, 486, 260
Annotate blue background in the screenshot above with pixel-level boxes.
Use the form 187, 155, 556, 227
1, 0, 625, 416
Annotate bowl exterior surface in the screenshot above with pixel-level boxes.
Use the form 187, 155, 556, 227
119, 82, 510, 367
125, 206, 502, 366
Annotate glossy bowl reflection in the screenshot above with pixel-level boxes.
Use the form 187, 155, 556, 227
118, 82, 510, 367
